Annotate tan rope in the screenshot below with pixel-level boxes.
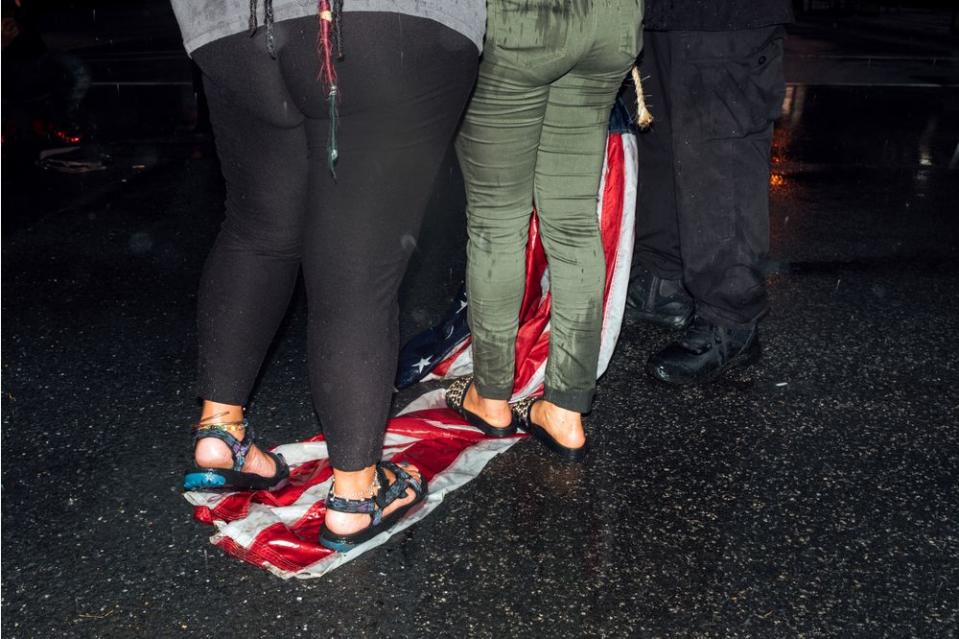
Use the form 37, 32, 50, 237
631, 65, 653, 130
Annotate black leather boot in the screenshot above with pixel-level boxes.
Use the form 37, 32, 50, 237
626, 264, 694, 329
646, 316, 761, 385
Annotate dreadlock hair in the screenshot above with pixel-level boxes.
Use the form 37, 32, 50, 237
248, 0, 277, 58
248, 0, 344, 175
317, 0, 343, 175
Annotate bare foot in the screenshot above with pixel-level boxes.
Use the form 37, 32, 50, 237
462, 383, 512, 430
193, 402, 277, 478
530, 400, 586, 449
324, 463, 423, 536
194, 433, 277, 477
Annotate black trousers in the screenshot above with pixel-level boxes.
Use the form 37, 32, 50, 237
632, 27, 786, 327
192, 14, 477, 471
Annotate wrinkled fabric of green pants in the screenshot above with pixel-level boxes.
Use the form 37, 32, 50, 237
457, 0, 644, 412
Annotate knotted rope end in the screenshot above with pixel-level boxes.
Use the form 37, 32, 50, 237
631, 65, 653, 130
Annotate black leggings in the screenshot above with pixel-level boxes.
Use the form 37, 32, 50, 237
192, 14, 477, 471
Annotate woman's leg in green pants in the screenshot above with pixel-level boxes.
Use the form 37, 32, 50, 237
457, 67, 548, 401
456, 59, 551, 430
456, 1, 642, 444
534, 66, 632, 413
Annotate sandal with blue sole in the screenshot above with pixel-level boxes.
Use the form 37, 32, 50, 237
319, 460, 428, 552
183, 420, 290, 491
446, 375, 518, 438
511, 397, 588, 462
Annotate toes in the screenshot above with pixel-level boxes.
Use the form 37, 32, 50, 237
248, 445, 277, 476
395, 463, 423, 499
397, 462, 422, 479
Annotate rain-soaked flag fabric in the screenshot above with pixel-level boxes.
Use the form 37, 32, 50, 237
394, 285, 469, 390
182, 104, 639, 579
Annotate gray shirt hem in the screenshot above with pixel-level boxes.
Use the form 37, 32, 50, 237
176, 2, 484, 55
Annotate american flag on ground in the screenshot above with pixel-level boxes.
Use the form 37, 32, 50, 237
182, 106, 639, 579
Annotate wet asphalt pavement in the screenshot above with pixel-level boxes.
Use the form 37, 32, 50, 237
3, 9, 959, 639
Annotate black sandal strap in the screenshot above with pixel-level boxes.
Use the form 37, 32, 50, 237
374, 461, 417, 509
380, 460, 422, 494
325, 489, 380, 523
319, 460, 429, 550
325, 461, 422, 527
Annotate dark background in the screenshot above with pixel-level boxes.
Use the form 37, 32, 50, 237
2, 2, 958, 638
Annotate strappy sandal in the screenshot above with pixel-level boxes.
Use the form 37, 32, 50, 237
511, 397, 587, 462
183, 420, 290, 491
318, 460, 428, 552
445, 375, 518, 437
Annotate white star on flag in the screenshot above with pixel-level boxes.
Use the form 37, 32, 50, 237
414, 357, 432, 373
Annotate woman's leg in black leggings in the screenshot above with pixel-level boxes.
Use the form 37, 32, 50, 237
190, 30, 308, 474
193, 30, 308, 405
278, 13, 479, 471
187, 16, 477, 497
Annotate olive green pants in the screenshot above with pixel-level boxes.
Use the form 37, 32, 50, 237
457, 0, 643, 413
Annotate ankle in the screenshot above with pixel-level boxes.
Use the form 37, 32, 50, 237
331, 466, 377, 500
531, 400, 586, 449
199, 400, 244, 425
534, 401, 583, 429
466, 385, 509, 411
193, 401, 253, 470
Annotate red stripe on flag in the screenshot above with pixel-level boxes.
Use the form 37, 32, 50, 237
599, 134, 626, 301
209, 411, 524, 574
430, 340, 470, 377
385, 411, 487, 442
216, 522, 334, 574
197, 459, 333, 523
